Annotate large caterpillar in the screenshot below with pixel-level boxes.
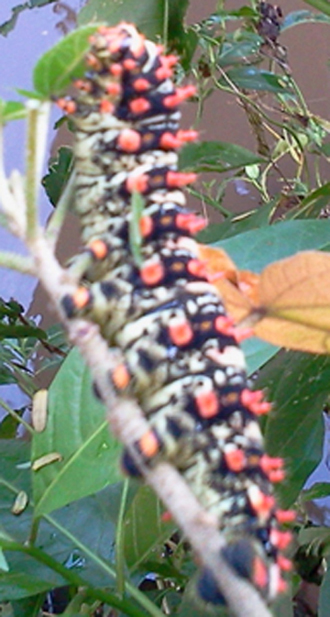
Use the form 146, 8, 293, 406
57, 23, 293, 606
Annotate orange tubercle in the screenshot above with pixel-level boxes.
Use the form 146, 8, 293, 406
224, 447, 246, 472
57, 98, 77, 114
260, 455, 284, 473
129, 98, 151, 114
99, 99, 114, 114
270, 529, 292, 550
167, 171, 197, 188
106, 82, 122, 96
123, 58, 137, 71
176, 213, 207, 234
248, 487, 275, 518
168, 321, 194, 346
110, 63, 123, 76
159, 132, 182, 149
252, 556, 269, 590
88, 239, 109, 261
214, 315, 236, 337
139, 215, 154, 237
164, 85, 197, 108
277, 555, 293, 571
161, 510, 172, 522
268, 469, 286, 483
195, 390, 219, 419
155, 54, 178, 80
112, 363, 131, 390
241, 389, 271, 416
74, 79, 92, 92
133, 78, 150, 91
276, 577, 288, 594
139, 430, 160, 458
71, 287, 91, 309
117, 128, 142, 152
176, 129, 199, 143
140, 261, 165, 286
86, 53, 101, 69
126, 174, 148, 193
187, 259, 208, 279
275, 509, 296, 524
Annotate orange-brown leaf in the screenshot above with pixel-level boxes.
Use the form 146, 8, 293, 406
198, 244, 261, 322
250, 251, 330, 354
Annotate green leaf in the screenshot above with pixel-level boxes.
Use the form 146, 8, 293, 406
32, 348, 122, 518
223, 67, 292, 93
217, 219, 330, 272
0, 414, 23, 439
302, 482, 330, 501
33, 25, 100, 96
218, 34, 263, 67
0, 550, 9, 572
0, 101, 26, 126
198, 199, 275, 244
303, 0, 330, 18
42, 147, 73, 207
257, 352, 329, 507
11, 595, 45, 617
320, 557, 330, 617
124, 486, 174, 571
289, 182, 330, 219
282, 9, 330, 31
0, 370, 17, 385
179, 141, 264, 173
242, 337, 279, 375
0, 325, 46, 341
15, 89, 45, 100
0, 441, 121, 598
78, 0, 190, 52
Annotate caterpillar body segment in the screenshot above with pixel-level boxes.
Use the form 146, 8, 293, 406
59, 22, 293, 606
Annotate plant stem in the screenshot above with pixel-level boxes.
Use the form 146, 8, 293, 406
25, 101, 50, 241
45, 512, 165, 617
0, 539, 151, 617
0, 251, 35, 274
0, 398, 34, 434
163, 0, 169, 49
115, 478, 130, 597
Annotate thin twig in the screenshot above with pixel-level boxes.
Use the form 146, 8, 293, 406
0, 251, 35, 274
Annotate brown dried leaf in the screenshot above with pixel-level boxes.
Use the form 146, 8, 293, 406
249, 251, 330, 354
199, 244, 261, 321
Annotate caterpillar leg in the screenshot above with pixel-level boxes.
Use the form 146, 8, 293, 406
121, 410, 195, 476
61, 276, 133, 332
66, 238, 119, 282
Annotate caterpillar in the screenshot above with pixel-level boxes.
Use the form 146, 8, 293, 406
57, 23, 294, 606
